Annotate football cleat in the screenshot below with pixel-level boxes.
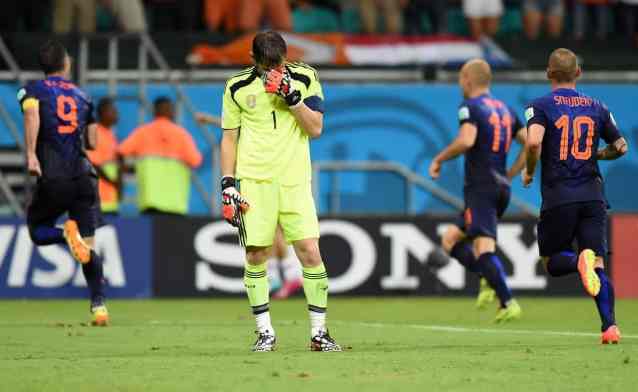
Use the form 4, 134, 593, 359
91, 304, 109, 327
310, 330, 342, 352
476, 278, 496, 310
494, 299, 522, 323
252, 331, 276, 352
601, 325, 621, 344
273, 278, 303, 299
63, 220, 91, 264
577, 249, 601, 297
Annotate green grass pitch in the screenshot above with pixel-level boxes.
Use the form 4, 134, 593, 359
1, 297, 636, 391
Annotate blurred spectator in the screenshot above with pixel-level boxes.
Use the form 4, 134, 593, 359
98, 0, 147, 32
359, 0, 407, 34
573, 0, 610, 40
118, 97, 202, 216
205, 0, 292, 32
87, 98, 121, 215
0, 0, 44, 32
620, 0, 638, 46
404, 0, 447, 34
53, 0, 96, 33
292, 0, 340, 33
522, 0, 564, 39
204, 0, 239, 33
146, 0, 201, 31
462, 0, 503, 39
238, 0, 293, 32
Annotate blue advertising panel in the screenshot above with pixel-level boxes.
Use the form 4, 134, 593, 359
1, 82, 636, 213
0, 217, 152, 298
314, 83, 638, 213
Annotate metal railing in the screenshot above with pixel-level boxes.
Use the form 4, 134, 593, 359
75, 33, 221, 214
0, 33, 222, 216
0, 36, 25, 151
0, 100, 24, 151
0, 36, 29, 216
0, 36, 24, 85
0, 34, 546, 219
0, 169, 23, 217
312, 160, 540, 217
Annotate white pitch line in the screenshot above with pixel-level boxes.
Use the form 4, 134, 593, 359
18, 319, 630, 340
337, 321, 638, 339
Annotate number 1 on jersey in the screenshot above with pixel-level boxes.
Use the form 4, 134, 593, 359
57, 95, 78, 134
272, 111, 277, 129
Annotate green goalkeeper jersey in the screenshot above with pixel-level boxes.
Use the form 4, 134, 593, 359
221, 62, 323, 185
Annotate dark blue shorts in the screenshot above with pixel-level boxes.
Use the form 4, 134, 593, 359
27, 175, 99, 237
537, 200, 608, 257
454, 186, 511, 239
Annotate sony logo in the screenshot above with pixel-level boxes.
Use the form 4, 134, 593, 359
194, 220, 545, 293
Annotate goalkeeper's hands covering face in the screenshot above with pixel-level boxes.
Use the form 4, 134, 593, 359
262, 65, 302, 107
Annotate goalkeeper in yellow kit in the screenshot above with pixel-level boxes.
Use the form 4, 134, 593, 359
220, 31, 340, 352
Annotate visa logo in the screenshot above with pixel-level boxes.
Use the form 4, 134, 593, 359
0, 224, 126, 288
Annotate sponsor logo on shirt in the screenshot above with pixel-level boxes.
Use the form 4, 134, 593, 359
16, 88, 26, 102
525, 107, 534, 122
458, 106, 470, 121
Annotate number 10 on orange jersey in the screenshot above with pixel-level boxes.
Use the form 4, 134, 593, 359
555, 114, 594, 160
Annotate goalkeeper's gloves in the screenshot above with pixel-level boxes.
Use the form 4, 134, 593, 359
262, 66, 302, 107
221, 176, 249, 227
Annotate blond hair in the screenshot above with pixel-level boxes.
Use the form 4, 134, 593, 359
461, 59, 492, 88
547, 48, 579, 83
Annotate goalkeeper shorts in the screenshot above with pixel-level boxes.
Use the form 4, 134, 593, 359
239, 178, 320, 247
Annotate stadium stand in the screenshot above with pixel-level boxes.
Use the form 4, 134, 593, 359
2, 5, 638, 387
0, 0, 637, 217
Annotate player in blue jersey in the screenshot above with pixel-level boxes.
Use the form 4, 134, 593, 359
18, 40, 108, 326
429, 59, 526, 322
523, 48, 627, 344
